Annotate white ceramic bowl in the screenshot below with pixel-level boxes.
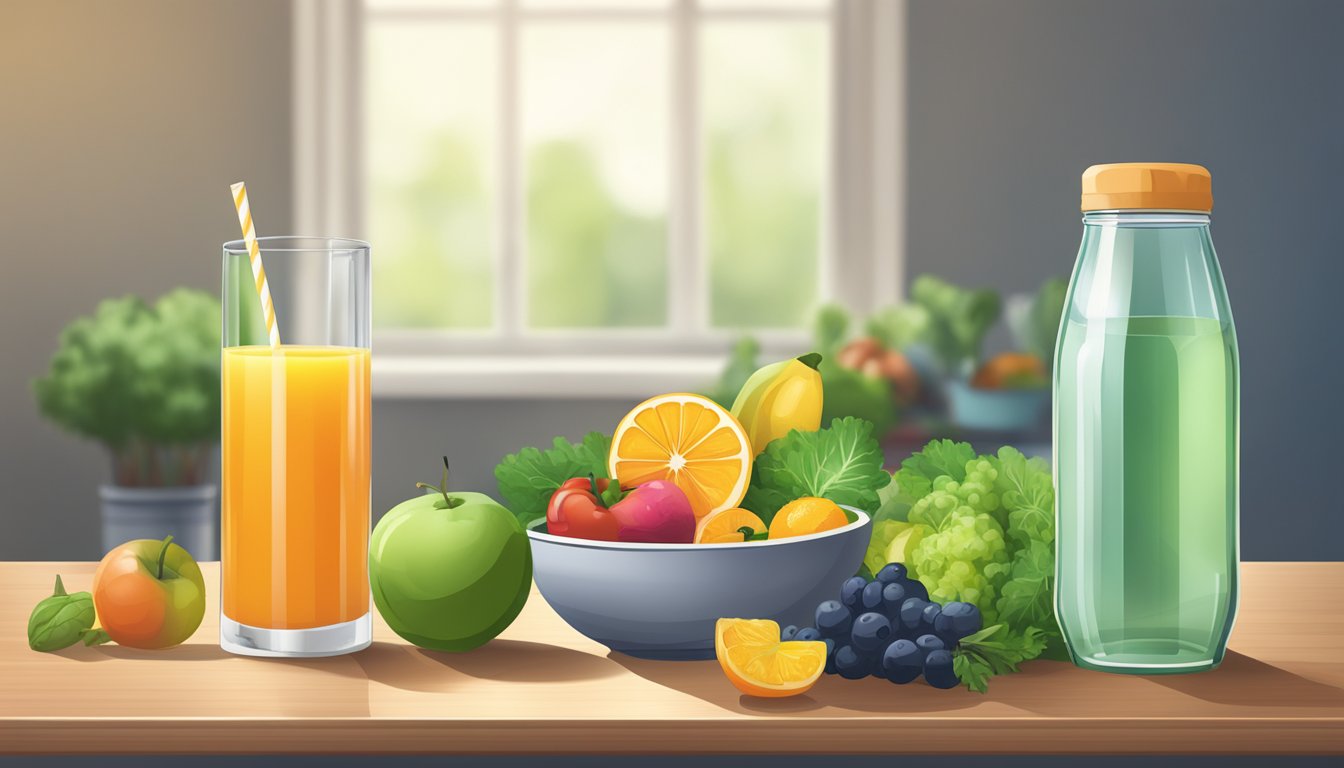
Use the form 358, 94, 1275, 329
527, 507, 871, 660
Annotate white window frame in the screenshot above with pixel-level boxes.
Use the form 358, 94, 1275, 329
293, 0, 905, 398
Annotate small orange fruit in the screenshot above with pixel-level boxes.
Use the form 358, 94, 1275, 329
971, 352, 1048, 389
768, 497, 849, 540
715, 618, 827, 698
695, 507, 767, 544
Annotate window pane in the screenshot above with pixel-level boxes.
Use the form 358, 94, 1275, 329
523, 24, 669, 329
703, 22, 828, 329
365, 22, 497, 329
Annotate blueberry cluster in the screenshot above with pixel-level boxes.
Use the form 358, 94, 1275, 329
783, 563, 983, 689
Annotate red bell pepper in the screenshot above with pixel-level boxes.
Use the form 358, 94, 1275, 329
546, 474, 624, 541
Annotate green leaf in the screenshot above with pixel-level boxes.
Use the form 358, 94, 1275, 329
890, 439, 977, 519
871, 472, 906, 523
952, 624, 1047, 692
740, 464, 795, 523
953, 652, 992, 694
991, 446, 1054, 546
740, 417, 891, 523
1038, 628, 1071, 661
81, 628, 112, 647
494, 432, 611, 526
27, 576, 97, 652
899, 439, 976, 488
995, 538, 1055, 631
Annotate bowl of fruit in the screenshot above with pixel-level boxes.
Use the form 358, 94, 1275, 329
528, 497, 871, 660
501, 362, 887, 659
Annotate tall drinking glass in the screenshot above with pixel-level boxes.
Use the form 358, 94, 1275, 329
220, 237, 372, 657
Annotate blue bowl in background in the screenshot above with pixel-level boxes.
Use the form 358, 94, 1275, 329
947, 379, 1050, 432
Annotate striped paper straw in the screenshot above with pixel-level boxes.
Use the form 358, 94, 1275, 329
229, 182, 281, 348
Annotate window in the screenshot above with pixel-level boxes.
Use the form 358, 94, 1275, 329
294, 0, 903, 396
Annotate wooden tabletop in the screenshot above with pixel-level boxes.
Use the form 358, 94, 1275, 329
1, 561, 1341, 755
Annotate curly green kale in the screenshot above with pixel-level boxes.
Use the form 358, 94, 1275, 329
869, 439, 1061, 691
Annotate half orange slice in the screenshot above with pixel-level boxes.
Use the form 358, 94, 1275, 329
715, 618, 827, 698
608, 393, 753, 520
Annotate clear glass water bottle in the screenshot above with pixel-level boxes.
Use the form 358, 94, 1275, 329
1054, 163, 1239, 674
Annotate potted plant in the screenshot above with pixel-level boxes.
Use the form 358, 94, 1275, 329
34, 289, 222, 558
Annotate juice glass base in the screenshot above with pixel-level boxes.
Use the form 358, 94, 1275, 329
220, 612, 371, 658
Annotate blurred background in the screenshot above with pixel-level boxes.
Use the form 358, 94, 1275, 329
2, 0, 1341, 562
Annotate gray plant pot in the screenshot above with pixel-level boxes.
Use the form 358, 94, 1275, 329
99, 484, 218, 560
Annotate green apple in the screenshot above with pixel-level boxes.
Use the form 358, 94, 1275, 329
369, 460, 532, 652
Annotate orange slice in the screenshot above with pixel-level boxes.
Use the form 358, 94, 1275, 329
695, 507, 767, 544
768, 497, 849, 540
715, 618, 827, 698
609, 393, 752, 520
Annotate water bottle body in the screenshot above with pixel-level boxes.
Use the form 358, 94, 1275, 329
1054, 211, 1239, 674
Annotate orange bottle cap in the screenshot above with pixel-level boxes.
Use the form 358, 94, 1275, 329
1081, 163, 1212, 212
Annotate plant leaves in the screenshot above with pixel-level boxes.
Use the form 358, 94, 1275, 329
741, 417, 891, 522
871, 472, 906, 522
996, 538, 1055, 631
953, 651, 992, 694
909, 274, 1002, 375
952, 624, 1047, 692
892, 439, 976, 508
991, 446, 1054, 545
33, 290, 222, 454
28, 576, 97, 652
494, 432, 611, 526
81, 628, 112, 647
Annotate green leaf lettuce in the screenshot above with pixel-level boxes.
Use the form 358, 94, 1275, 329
741, 417, 892, 523
495, 432, 611, 526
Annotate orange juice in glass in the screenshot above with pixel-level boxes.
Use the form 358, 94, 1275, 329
220, 237, 372, 657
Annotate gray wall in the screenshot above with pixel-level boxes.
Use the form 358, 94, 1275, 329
3, 0, 1341, 561
906, 0, 1344, 560
0, 0, 293, 560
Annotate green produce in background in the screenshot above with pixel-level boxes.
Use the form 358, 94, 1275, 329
702, 306, 897, 435
813, 305, 897, 434
866, 275, 1001, 379
910, 275, 1001, 376
1005, 276, 1069, 366
866, 302, 931, 352
33, 289, 221, 486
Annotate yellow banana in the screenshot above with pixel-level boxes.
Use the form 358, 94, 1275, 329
730, 353, 824, 454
